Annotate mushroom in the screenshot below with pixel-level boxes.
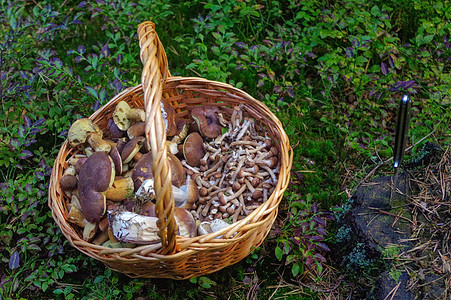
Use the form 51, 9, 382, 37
68, 118, 111, 152
112, 101, 146, 131
78, 151, 115, 223
121, 136, 145, 164
109, 146, 123, 174
60, 166, 78, 191
174, 207, 197, 238
132, 152, 186, 192
197, 219, 230, 238
174, 176, 198, 210
105, 177, 134, 201
160, 97, 178, 137
108, 210, 160, 244
183, 132, 206, 167
191, 106, 223, 139
140, 201, 156, 217
107, 118, 126, 139
127, 122, 145, 139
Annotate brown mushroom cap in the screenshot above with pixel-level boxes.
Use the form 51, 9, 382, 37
78, 152, 115, 223
161, 97, 177, 137
140, 201, 156, 217
74, 157, 88, 174
191, 106, 223, 139
131, 152, 186, 192
121, 136, 144, 164
109, 146, 122, 175
60, 175, 78, 191
127, 121, 145, 139
183, 132, 206, 167
174, 207, 197, 238
107, 118, 126, 139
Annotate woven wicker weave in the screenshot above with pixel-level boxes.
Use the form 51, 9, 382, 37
48, 21, 293, 279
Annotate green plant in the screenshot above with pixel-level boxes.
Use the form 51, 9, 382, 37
381, 244, 407, 283
189, 276, 217, 289
273, 194, 333, 277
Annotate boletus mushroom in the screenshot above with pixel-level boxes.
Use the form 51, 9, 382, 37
191, 106, 223, 139
183, 132, 206, 167
68, 118, 111, 152
78, 151, 115, 223
174, 207, 197, 238
132, 151, 186, 192
113, 101, 145, 131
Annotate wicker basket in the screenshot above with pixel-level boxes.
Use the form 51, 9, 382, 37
48, 22, 293, 279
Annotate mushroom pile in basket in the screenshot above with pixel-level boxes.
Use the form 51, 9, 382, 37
60, 101, 280, 246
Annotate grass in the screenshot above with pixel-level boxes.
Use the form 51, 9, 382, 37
1, 0, 450, 299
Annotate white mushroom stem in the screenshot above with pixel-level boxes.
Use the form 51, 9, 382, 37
230, 140, 259, 147
238, 194, 250, 215
214, 130, 229, 145
233, 205, 242, 223
263, 188, 268, 202
229, 156, 246, 183
209, 148, 222, 161
219, 184, 247, 204
243, 178, 255, 193
194, 175, 212, 188
252, 157, 278, 168
235, 119, 252, 141
181, 160, 200, 173
203, 159, 223, 177
204, 142, 218, 153
260, 165, 277, 183
230, 107, 240, 131
202, 197, 216, 217
217, 112, 228, 127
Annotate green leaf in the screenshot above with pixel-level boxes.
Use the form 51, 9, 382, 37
53, 289, 64, 295
291, 262, 302, 277
85, 86, 98, 99
423, 34, 434, 44
370, 5, 380, 16
275, 246, 283, 261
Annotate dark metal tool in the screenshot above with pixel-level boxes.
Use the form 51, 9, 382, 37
392, 94, 411, 195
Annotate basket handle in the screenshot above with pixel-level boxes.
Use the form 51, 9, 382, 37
138, 21, 177, 254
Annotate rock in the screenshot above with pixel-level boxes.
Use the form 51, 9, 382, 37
337, 173, 415, 300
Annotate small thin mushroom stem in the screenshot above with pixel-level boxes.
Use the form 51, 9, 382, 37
214, 130, 229, 145
181, 160, 200, 173
235, 119, 252, 141
253, 156, 278, 168
243, 178, 255, 193
203, 159, 223, 177
263, 188, 268, 202
233, 205, 242, 223
229, 156, 247, 183
171, 123, 189, 144
202, 197, 216, 217
204, 142, 219, 153
238, 194, 250, 215
217, 112, 228, 127
260, 165, 277, 183
194, 175, 212, 188
219, 184, 247, 205
230, 140, 259, 147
